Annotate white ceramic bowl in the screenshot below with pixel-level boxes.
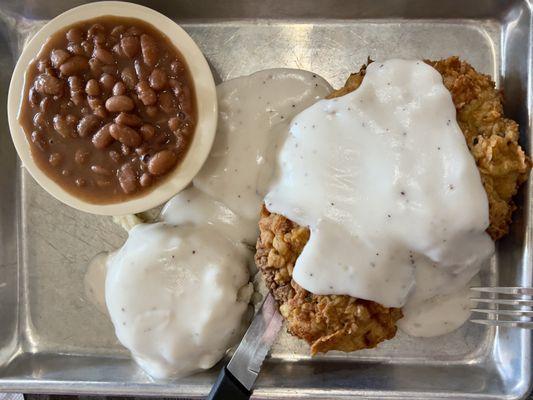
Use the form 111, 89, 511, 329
7, 1, 217, 215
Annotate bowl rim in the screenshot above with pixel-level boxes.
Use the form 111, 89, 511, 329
7, 0, 217, 216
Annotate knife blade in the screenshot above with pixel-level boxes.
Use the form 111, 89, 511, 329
207, 293, 283, 399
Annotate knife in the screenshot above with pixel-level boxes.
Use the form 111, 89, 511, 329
207, 293, 283, 400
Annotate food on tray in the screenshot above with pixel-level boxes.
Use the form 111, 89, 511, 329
82, 54, 530, 378
90, 69, 331, 379
19, 16, 196, 204
256, 57, 531, 353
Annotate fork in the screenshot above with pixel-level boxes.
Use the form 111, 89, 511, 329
470, 287, 533, 329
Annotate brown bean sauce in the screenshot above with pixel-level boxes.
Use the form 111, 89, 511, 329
19, 16, 197, 204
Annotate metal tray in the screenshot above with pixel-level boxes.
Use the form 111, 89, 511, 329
0, 0, 531, 398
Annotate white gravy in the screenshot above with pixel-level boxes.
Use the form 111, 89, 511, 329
265, 59, 494, 336
94, 68, 332, 379
194, 69, 332, 220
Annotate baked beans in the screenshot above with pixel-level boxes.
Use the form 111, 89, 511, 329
19, 16, 197, 204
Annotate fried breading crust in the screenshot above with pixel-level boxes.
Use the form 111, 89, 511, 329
255, 57, 531, 355
256, 208, 403, 354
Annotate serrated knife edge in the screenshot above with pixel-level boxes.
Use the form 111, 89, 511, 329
226, 293, 283, 391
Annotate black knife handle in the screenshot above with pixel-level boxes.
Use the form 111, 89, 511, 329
207, 365, 251, 400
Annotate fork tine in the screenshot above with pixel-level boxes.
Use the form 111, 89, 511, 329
470, 298, 533, 306
470, 287, 533, 295
471, 319, 533, 329
471, 308, 533, 317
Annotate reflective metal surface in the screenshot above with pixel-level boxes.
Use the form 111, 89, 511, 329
0, 0, 531, 398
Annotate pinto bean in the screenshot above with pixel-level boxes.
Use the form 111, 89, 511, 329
105, 95, 134, 112
88, 57, 102, 74
112, 81, 126, 96
93, 32, 106, 45
33, 112, 47, 129
139, 124, 155, 140
77, 114, 101, 137
112, 43, 123, 57
50, 49, 70, 68
81, 40, 94, 57
109, 123, 142, 147
92, 123, 114, 149
66, 28, 83, 43
53, 114, 76, 138
87, 96, 103, 112
67, 43, 85, 56
59, 55, 89, 76
31, 130, 47, 151
39, 97, 51, 113
99, 73, 115, 92
148, 150, 177, 175
87, 23, 104, 37
145, 105, 158, 117
28, 87, 40, 105
121, 66, 138, 89
135, 81, 156, 105
34, 74, 64, 96
94, 106, 108, 119
140, 34, 158, 67
170, 59, 184, 74
115, 112, 142, 127
75, 149, 89, 164
120, 35, 140, 58
134, 59, 149, 80
108, 150, 122, 163
149, 68, 167, 90
168, 116, 180, 132
85, 79, 100, 96
93, 46, 115, 65
70, 92, 85, 106
159, 91, 176, 114
139, 173, 152, 187
118, 163, 138, 194
90, 165, 111, 176
68, 75, 84, 92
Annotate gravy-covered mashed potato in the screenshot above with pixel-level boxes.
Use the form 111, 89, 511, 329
105, 223, 250, 379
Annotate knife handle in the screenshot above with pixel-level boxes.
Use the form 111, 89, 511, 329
207, 365, 251, 400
